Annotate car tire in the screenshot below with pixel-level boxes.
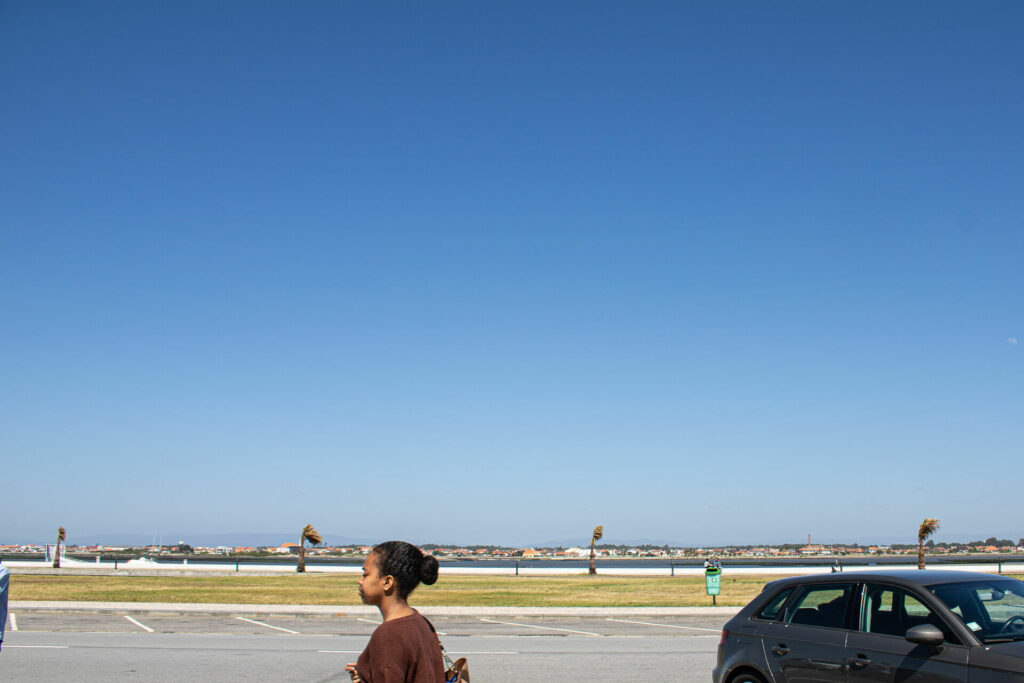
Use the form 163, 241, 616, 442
728, 672, 767, 683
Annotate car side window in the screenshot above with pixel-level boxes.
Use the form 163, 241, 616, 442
754, 588, 793, 621
785, 584, 853, 629
861, 584, 958, 643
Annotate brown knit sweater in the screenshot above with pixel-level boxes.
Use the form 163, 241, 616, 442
355, 612, 446, 683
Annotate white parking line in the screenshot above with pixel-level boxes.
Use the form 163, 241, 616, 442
235, 616, 299, 634
606, 618, 720, 632
6, 645, 69, 649
479, 618, 601, 637
320, 650, 519, 655
9, 612, 17, 631
123, 615, 154, 633
358, 616, 445, 635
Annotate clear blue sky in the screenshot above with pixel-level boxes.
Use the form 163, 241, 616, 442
2, 1, 1021, 547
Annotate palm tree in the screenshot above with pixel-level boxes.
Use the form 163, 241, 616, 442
917, 518, 940, 569
588, 525, 604, 576
53, 526, 66, 568
297, 523, 322, 573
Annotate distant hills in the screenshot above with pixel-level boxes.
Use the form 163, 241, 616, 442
8, 532, 688, 548
10, 532, 382, 548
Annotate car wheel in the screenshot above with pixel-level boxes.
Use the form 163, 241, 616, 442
728, 672, 767, 683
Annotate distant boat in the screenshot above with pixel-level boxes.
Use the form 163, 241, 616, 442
124, 557, 161, 568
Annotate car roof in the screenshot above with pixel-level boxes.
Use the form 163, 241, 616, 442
763, 569, 1015, 592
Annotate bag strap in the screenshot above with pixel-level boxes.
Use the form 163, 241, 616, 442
420, 613, 460, 681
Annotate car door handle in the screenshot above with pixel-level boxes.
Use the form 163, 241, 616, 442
849, 655, 872, 667
771, 645, 790, 656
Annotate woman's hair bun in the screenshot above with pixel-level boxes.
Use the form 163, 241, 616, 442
372, 540, 438, 598
420, 554, 440, 585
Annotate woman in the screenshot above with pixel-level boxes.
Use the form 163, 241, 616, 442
346, 541, 445, 683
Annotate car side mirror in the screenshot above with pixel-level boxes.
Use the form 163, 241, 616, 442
905, 624, 944, 653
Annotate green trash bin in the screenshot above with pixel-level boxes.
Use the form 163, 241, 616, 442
705, 567, 722, 601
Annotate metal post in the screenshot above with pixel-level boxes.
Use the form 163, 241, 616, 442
515, 560, 519, 577
713, 595, 717, 606
236, 560, 240, 572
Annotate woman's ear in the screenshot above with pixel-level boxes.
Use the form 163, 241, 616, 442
382, 574, 396, 594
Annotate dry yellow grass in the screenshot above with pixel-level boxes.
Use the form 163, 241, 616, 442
16, 572, 1021, 607
11, 573, 778, 607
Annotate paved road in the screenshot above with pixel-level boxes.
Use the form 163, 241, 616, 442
3, 611, 725, 681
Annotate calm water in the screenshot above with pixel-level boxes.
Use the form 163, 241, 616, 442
50, 554, 1015, 570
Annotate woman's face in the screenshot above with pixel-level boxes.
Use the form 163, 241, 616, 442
358, 553, 386, 606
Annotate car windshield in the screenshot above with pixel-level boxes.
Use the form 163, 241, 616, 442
929, 578, 1024, 643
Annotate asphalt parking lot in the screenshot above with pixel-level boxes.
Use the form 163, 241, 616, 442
10, 610, 730, 636
3, 610, 728, 681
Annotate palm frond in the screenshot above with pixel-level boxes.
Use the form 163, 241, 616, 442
592, 525, 604, 543
917, 518, 940, 543
57, 526, 66, 542
302, 523, 322, 546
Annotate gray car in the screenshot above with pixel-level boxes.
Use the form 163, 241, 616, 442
713, 569, 1024, 682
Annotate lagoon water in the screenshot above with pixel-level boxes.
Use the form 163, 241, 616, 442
7, 554, 1021, 576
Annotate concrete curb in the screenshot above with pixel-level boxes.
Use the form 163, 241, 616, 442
11, 600, 742, 617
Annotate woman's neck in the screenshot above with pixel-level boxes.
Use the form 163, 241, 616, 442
378, 598, 415, 622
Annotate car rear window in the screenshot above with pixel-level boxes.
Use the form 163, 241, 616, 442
785, 584, 854, 629
755, 588, 793, 621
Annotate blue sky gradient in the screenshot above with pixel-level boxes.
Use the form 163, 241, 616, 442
2, 1, 1022, 546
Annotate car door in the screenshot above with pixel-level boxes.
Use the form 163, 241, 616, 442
763, 582, 855, 682
845, 583, 968, 682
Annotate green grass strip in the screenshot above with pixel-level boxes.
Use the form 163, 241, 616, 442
12, 574, 773, 607
16, 572, 1021, 608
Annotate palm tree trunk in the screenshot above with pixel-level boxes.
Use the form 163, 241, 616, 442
53, 539, 61, 569
917, 543, 925, 570
297, 535, 306, 573
588, 539, 596, 576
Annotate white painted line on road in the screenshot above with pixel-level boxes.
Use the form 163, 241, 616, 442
6, 645, 69, 649
236, 616, 299, 634
124, 615, 154, 633
319, 650, 519, 655
357, 616, 445, 635
9, 612, 17, 631
479, 618, 601, 637
606, 618, 720, 632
